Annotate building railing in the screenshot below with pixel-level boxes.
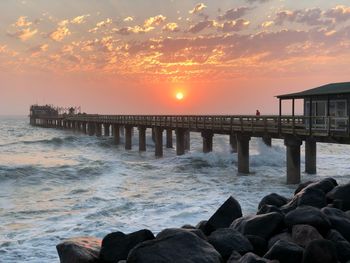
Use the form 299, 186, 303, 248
51, 115, 350, 137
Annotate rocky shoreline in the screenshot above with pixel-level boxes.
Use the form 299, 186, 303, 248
57, 178, 350, 263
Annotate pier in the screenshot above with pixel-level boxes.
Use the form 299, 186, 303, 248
29, 82, 350, 184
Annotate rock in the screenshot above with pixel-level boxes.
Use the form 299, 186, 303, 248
297, 187, 327, 208
227, 251, 241, 262
246, 235, 268, 256
229, 252, 279, 263
182, 224, 196, 229
204, 196, 243, 235
346, 211, 350, 218
264, 240, 304, 263
292, 224, 323, 248
326, 230, 350, 263
231, 212, 284, 240
294, 181, 314, 195
268, 232, 294, 249
56, 237, 101, 263
302, 240, 338, 263
322, 207, 350, 242
127, 231, 222, 263
326, 183, 350, 202
332, 199, 350, 211
284, 206, 331, 235
257, 205, 282, 215
100, 229, 155, 262
258, 193, 289, 210
156, 228, 207, 241
196, 220, 209, 234
208, 228, 253, 260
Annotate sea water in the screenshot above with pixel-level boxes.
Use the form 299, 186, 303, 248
0, 116, 349, 262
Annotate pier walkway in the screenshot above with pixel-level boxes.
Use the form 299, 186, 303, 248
30, 112, 350, 184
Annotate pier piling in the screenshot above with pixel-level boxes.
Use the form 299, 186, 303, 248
138, 126, 146, 152
237, 134, 251, 174
305, 138, 317, 174
154, 127, 163, 157
284, 135, 302, 184
125, 126, 133, 150
176, 129, 185, 156
202, 131, 214, 153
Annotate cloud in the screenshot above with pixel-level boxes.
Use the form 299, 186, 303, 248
325, 5, 350, 22
49, 26, 71, 41
89, 18, 113, 33
114, 25, 154, 35
274, 8, 332, 26
246, 0, 270, 3
188, 20, 215, 33
218, 7, 251, 21
71, 14, 90, 24
162, 22, 180, 32
124, 16, 134, 22
144, 15, 166, 27
221, 19, 250, 32
8, 28, 38, 41
28, 44, 49, 56
261, 21, 274, 28
189, 3, 207, 14
13, 16, 32, 27
0, 45, 7, 53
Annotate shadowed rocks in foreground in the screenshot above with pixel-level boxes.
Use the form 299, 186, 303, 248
56, 179, 350, 263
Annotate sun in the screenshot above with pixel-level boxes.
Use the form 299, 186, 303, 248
176, 92, 184, 100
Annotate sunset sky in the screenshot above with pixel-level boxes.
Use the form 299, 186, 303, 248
1, 0, 350, 115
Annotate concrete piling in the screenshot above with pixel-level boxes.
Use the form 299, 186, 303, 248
237, 134, 251, 174
284, 135, 302, 184
305, 138, 317, 174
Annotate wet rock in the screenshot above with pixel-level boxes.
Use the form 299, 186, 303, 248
231, 212, 284, 240
284, 206, 331, 235
268, 231, 293, 249
302, 240, 338, 263
258, 193, 289, 210
100, 229, 155, 262
264, 240, 304, 263
127, 231, 222, 263
229, 252, 278, 263
326, 182, 350, 202
196, 220, 209, 234
322, 207, 350, 242
208, 228, 253, 260
297, 187, 327, 208
257, 205, 282, 215
56, 237, 101, 263
156, 228, 207, 241
294, 181, 314, 195
246, 235, 268, 256
332, 199, 350, 211
346, 210, 350, 218
204, 196, 243, 235
307, 178, 338, 194
292, 224, 323, 248
182, 224, 196, 229
227, 251, 241, 262
326, 230, 350, 263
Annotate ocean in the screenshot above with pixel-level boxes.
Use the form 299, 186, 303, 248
0, 116, 349, 262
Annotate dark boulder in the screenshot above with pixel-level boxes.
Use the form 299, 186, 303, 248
100, 229, 155, 262
182, 224, 196, 229
196, 220, 209, 234
258, 193, 289, 210
56, 237, 101, 263
208, 228, 253, 260
322, 207, 350, 242
332, 199, 350, 211
297, 187, 327, 208
127, 231, 222, 263
231, 212, 284, 240
346, 210, 350, 218
268, 231, 293, 249
257, 205, 282, 215
229, 252, 279, 263
264, 240, 304, 263
294, 181, 314, 195
204, 196, 243, 235
246, 235, 268, 257
291, 224, 323, 248
284, 206, 331, 235
227, 251, 241, 262
294, 178, 337, 196
302, 240, 338, 263
326, 182, 350, 202
326, 230, 350, 263
156, 228, 207, 241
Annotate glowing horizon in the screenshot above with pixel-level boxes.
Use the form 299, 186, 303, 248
1, 0, 350, 115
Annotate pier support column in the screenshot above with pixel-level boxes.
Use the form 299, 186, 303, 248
104, 123, 110, 136
202, 131, 214, 153
154, 127, 163, 157
284, 135, 302, 184
230, 133, 238, 153
113, 125, 120, 145
262, 136, 272, 147
83, 123, 87, 134
237, 134, 251, 174
305, 138, 317, 174
96, 123, 102, 137
166, 129, 173, 148
184, 130, 190, 151
138, 126, 146, 152
176, 129, 185, 156
88, 123, 95, 136
125, 126, 133, 150
151, 128, 156, 143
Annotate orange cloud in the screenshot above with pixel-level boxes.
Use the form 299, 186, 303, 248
71, 14, 90, 24
49, 26, 71, 41
13, 16, 32, 27
144, 15, 166, 27
124, 16, 134, 22
8, 28, 38, 41
189, 3, 207, 14
162, 22, 180, 32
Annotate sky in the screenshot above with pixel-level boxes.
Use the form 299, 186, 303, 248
0, 0, 350, 115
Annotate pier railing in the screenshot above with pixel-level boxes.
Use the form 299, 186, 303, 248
63, 115, 349, 137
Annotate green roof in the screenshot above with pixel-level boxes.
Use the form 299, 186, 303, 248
277, 82, 350, 99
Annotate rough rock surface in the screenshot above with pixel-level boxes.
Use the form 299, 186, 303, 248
291, 224, 323, 248
264, 240, 304, 263
302, 239, 338, 263
258, 193, 288, 210
56, 237, 101, 263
